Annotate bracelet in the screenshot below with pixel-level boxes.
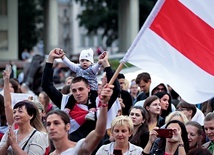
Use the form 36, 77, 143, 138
98, 99, 108, 107
178, 144, 184, 147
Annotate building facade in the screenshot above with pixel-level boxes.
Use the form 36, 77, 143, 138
0, 0, 139, 60
0, 0, 18, 60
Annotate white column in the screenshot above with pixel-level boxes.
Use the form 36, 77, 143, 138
0, 0, 18, 60
47, 0, 59, 51
71, 2, 81, 54
118, 0, 139, 53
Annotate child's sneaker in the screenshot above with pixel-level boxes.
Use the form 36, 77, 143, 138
85, 111, 95, 121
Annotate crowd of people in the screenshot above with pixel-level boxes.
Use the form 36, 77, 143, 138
0, 47, 214, 155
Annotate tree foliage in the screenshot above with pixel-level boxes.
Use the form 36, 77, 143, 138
75, 0, 118, 47
18, 0, 44, 58
75, 0, 157, 47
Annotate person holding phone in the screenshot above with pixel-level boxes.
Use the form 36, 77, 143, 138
96, 115, 143, 155
142, 120, 189, 155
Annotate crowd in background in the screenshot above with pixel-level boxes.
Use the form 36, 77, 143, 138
0, 48, 214, 155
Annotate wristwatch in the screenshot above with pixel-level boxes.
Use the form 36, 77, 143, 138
178, 144, 184, 147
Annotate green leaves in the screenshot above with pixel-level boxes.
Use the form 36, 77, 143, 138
75, 0, 157, 47
18, 0, 44, 56
75, 0, 118, 46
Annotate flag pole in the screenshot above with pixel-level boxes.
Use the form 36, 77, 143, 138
109, 63, 124, 85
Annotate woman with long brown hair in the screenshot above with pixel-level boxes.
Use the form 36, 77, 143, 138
129, 106, 149, 149
143, 95, 165, 131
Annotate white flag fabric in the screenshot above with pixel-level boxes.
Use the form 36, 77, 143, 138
96, 97, 121, 129
122, 0, 214, 104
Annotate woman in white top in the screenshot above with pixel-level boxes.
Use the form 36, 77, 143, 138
0, 65, 48, 155
96, 115, 143, 155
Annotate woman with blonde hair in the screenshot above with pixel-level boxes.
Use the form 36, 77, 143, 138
165, 111, 189, 124
158, 111, 189, 129
96, 115, 143, 154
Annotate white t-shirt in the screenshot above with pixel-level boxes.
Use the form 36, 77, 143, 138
191, 108, 205, 125
0, 129, 49, 155
60, 138, 85, 155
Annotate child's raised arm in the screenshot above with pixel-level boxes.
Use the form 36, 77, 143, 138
61, 51, 79, 72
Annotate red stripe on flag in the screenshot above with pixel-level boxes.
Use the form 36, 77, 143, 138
150, 0, 214, 75
69, 104, 87, 125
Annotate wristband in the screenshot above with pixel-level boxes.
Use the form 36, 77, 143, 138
98, 98, 108, 107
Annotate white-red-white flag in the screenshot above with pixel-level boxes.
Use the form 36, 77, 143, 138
122, 0, 214, 104
61, 95, 121, 133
